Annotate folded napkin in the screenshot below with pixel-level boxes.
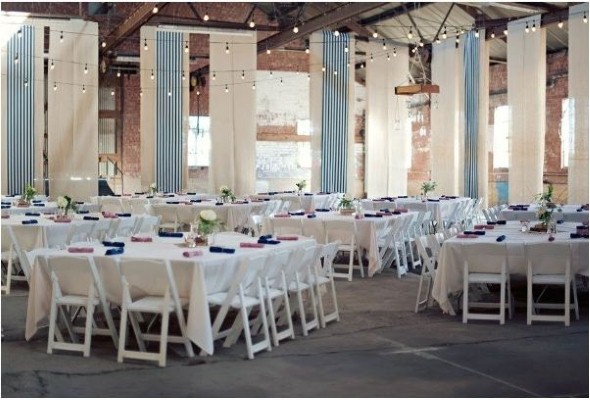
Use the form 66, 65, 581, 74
1, 215, 9, 219
376, 212, 391, 217
427, 199, 440, 202
68, 247, 94, 253
485, 221, 497, 225
263, 199, 270, 202
548, 236, 556, 242
116, 213, 132, 217
186, 192, 197, 195
364, 213, 383, 218
304, 193, 313, 196
240, 242, 265, 248
131, 236, 153, 242
32, 203, 46, 207
166, 201, 180, 205
576, 208, 583, 212
105, 247, 124, 256
398, 196, 408, 198
209, 246, 236, 254
183, 250, 203, 257
102, 241, 125, 247
135, 192, 146, 195
496, 220, 507, 225
396, 208, 409, 213
77, 210, 89, 214
276, 235, 298, 241
1, 206, 11, 209
274, 213, 291, 218
22, 220, 38, 225
457, 234, 478, 239
393, 211, 402, 215
83, 216, 99, 221
44, 212, 55, 215
307, 214, 317, 219
258, 238, 280, 245
215, 202, 224, 206
158, 232, 183, 238
54, 218, 72, 223
496, 235, 506, 242
289, 211, 305, 216
315, 208, 330, 212
380, 208, 392, 212
190, 199, 202, 203
2, 201, 12, 205
102, 211, 118, 218
32, 200, 43, 203
75, 201, 85, 205
25, 212, 40, 216
474, 224, 495, 230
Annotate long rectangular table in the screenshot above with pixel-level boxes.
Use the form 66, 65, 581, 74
25, 233, 316, 355
499, 204, 589, 223
432, 221, 589, 315
362, 197, 472, 225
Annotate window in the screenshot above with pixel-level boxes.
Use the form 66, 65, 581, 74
493, 105, 511, 169
188, 116, 210, 167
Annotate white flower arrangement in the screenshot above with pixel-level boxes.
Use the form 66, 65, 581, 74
56, 195, 78, 215
421, 181, 437, 197
149, 182, 158, 195
296, 180, 307, 192
197, 209, 219, 235
219, 185, 236, 202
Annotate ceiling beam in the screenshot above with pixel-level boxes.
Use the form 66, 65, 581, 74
433, 3, 455, 41
257, 2, 387, 53
150, 15, 278, 31
186, 2, 203, 21
359, 2, 433, 26
476, 7, 570, 37
311, 2, 376, 38
101, 2, 167, 55
403, 3, 425, 43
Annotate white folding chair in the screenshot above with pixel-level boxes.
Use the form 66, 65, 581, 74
91, 219, 113, 242
152, 205, 181, 232
525, 242, 579, 327
5, 226, 33, 283
270, 218, 303, 235
45, 255, 118, 357
66, 222, 95, 244
100, 198, 123, 213
110, 216, 137, 237
461, 243, 513, 325
128, 198, 149, 214
415, 236, 437, 313
134, 215, 161, 234
324, 220, 364, 281
207, 254, 272, 359
313, 242, 341, 328
117, 258, 194, 367
1, 225, 20, 294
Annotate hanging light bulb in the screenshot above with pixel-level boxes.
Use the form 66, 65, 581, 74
334, 70, 338, 75
224, 84, 229, 93
360, 63, 364, 69
474, 29, 479, 38
110, 89, 115, 96
344, 45, 348, 53
334, 29, 340, 37
305, 46, 309, 54
435, 36, 441, 44
347, 61, 350, 67
101, 40, 106, 48
382, 39, 387, 50
82, 85, 86, 93
182, 70, 186, 81
152, 5, 158, 14
393, 47, 397, 57
203, 11, 209, 21
117, 69, 121, 78
455, 35, 460, 45
460, 27, 465, 34
293, 25, 299, 33
24, 79, 28, 87
150, 70, 155, 80
442, 26, 447, 39
144, 38, 148, 51
14, 53, 18, 64
84, 63, 88, 74
266, 48, 271, 55
50, 59, 55, 70
17, 28, 22, 38
212, 72, 216, 80
372, 31, 378, 38
249, 20, 255, 28
386, 53, 390, 61
370, 53, 374, 62
491, 30, 495, 39
525, 21, 530, 33
307, 73, 310, 81
411, 46, 417, 54
60, 31, 64, 43
280, 77, 284, 84
196, 89, 200, 95
584, 11, 588, 23
558, 19, 564, 29
322, 66, 326, 72
407, 28, 413, 39
419, 40, 424, 47
225, 42, 229, 54
503, 28, 508, 35
185, 41, 189, 53
140, 89, 143, 97
532, 21, 536, 32
168, 91, 172, 96
269, 70, 273, 77
251, 82, 256, 90
241, 70, 245, 79
53, 82, 57, 91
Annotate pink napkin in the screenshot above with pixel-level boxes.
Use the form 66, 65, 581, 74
131, 236, 153, 242
274, 213, 291, 218
102, 211, 117, 218
54, 217, 72, 223
182, 250, 203, 258
251, 199, 263, 203
473, 224, 485, 230
276, 235, 298, 241
1, 215, 9, 219
485, 224, 495, 229
44, 212, 56, 215
457, 234, 478, 239
68, 247, 94, 253
396, 208, 409, 213
240, 242, 265, 248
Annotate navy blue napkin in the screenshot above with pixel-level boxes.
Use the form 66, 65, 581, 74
32, 203, 46, 207
1, 202, 11, 205
364, 213, 383, 218
102, 241, 125, 247
186, 192, 197, 195
486, 221, 497, 225
158, 231, 183, 238
427, 199, 440, 202
259, 235, 273, 240
215, 202, 223, 206
473, 231, 486, 235
116, 213, 132, 217
25, 212, 40, 216
496, 220, 507, 225
77, 210, 89, 214
135, 192, 146, 195
393, 211, 402, 215
32, 200, 43, 203
556, 219, 564, 224
209, 246, 236, 254
496, 235, 506, 242
315, 208, 330, 212
307, 214, 317, 219
22, 219, 38, 224
1, 206, 11, 209
289, 211, 305, 216
105, 247, 124, 256
570, 233, 581, 239
83, 216, 99, 221
5, 195, 15, 198
263, 199, 270, 202
146, 196, 154, 199
304, 193, 313, 196
190, 199, 202, 203
166, 201, 180, 205
258, 238, 280, 245
576, 208, 583, 212
398, 196, 408, 198
75, 201, 85, 205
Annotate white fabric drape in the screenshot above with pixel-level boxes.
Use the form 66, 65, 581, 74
365, 43, 409, 197
309, 32, 323, 193
140, 26, 157, 189
48, 20, 98, 200
431, 38, 463, 195
568, 4, 589, 203
477, 32, 490, 207
209, 32, 256, 196
507, 15, 546, 203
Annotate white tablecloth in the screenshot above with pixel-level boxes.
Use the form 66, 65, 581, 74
499, 204, 589, 223
1, 202, 101, 216
264, 211, 417, 277
432, 221, 589, 315
25, 233, 316, 355
362, 197, 472, 225
251, 193, 332, 212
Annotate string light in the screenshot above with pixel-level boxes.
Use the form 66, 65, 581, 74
24, 79, 28, 87
84, 64, 88, 74
407, 28, 413, 39
224, 84, 229, 93
360, 63, 364, 69
280, 77, 284, 84
386, 53, 390, 61
212, 72, 216, 80
322, 66, 326, 72
460, 27, 465, 34
196, 89, 200, 95
152, 6, 158, 14
531, 21, 536, 32
307, 73, 310, 81
110, 89, 115, 96
203, 11, 209, 21
370, 53, 374, 62
347, 61, 350, 67
305, 46, 309, 54
334, 30, 340, 37
525, 21, 530, 33
168, 91, 172, 96
241, 70, 245, 79
393, 47, 397, 57
50, 59, 55, 69
101, 39, 106, 48
185, 41, 189, 53
293, 25, 299, 33
557, 19, 564, 29
266, 48, 271, 55
117, 69, 121, 78
419, 40, 424, 47
144, 38, 148, 51
140, 89, 143, 97
491, 30, 495, 39
372, 31, 378, 38
225, 42, 229, 54
251, 82, 256, 90
17, 28, 22, 38
249, 20, 255, 28
182, 70, 186, 80
442, 26, 447, 39
382, 39, 387, 50
150, 70, 154, 80
60, 31, 63, 42
455, 35, 460, 45
584, 11, 588, 23
269, 70, 273, 77
435, 36, 441, 44
14, 53, 19, 64
503, 28, 508, 35
344, 45, 348, 53
412, 46, 417, 54
53, 82, 57, 91
82, 85, 86, 94
474, 29, 479, 38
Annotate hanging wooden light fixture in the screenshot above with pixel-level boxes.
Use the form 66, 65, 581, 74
394, 84, 440, 95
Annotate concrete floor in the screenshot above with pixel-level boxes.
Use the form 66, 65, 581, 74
1, 270, 588, 397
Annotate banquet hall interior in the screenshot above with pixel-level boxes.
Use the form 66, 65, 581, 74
1, 1, 588, 397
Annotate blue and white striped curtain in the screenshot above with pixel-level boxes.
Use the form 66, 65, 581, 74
6, 25, 35, 195
321, 31, 350, 193
156, 31, 183, 192
463, 31, 479, 199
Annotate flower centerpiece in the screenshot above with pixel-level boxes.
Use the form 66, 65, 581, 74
295, 180, 307, 194
338, 195, 355, 215
18, 184, 37, 206
219, 185, 236, 203
56, 195, 78, 217
148, 182, 158, 196
533, 183, 555, 233
192, 209, 219, 246
420, 180, 437, 198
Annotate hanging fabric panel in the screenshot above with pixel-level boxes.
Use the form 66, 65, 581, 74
463, 32, 479, 199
